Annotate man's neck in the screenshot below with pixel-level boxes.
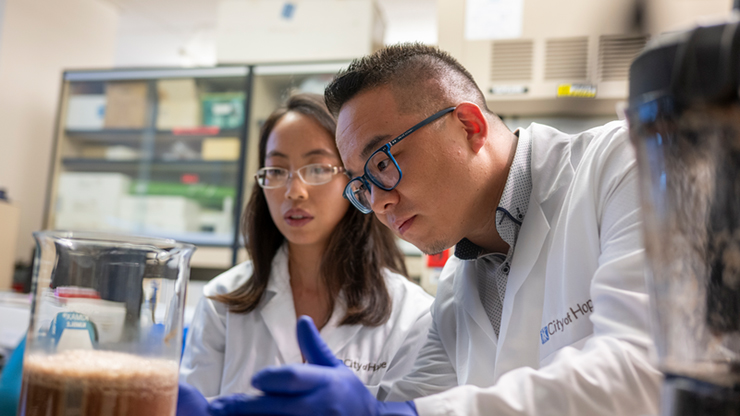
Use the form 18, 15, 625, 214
465, 128, 519, 254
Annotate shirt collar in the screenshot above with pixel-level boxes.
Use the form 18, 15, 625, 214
455, 130, 533, 260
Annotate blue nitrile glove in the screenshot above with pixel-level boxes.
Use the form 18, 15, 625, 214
0, 336, 26, 416
209, 316, 417, 416
177, 380, 210, 416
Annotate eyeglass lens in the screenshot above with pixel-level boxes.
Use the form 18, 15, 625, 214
367, 149, 401, 189
257, 164, 339, 188
347, 149, 402, 211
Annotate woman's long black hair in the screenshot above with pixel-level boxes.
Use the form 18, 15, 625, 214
211, 93, 408, 326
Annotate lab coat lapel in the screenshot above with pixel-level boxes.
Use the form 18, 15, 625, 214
258, 247, 303, 364
500, 199, 549, 320
458, 261, 498, 346
318, 292, 363, 356
455, 260, 499, 386
494, 199, 550, 380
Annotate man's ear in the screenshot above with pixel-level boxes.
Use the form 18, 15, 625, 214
454, 102, 488, 153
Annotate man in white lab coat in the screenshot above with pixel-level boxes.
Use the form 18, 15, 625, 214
181, 43, 662, 416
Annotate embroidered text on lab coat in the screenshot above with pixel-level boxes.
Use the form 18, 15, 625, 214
540, 299, 594, 344
342, 359, 387, 372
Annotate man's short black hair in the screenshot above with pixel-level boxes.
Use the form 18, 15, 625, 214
324, 43, 490, 117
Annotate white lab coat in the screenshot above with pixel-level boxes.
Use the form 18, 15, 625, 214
180, 244, 434, 399
388, 121, 662, 415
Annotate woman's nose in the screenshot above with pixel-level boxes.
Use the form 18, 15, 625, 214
285, 174, 308, 200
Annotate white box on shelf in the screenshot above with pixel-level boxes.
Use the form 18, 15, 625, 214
217, 0, 385, 64
55, 173, 132, 231
119, 195, 201, 233
65, 95, 106, 130
199, 209, 232, 235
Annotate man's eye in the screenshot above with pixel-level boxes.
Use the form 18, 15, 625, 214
376, 158, 390, 172
354, 182, 367, 194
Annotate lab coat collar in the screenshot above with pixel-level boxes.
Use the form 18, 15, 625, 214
260, 245, 363, 362
496, 125, 574, 350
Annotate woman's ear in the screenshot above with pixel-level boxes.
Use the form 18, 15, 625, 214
454, 102, 488, 153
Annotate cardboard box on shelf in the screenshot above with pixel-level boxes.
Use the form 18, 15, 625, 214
157, 79, 198, 101
80, 145, 107, 158
157, 100, 201, 130
104, 81, 149, 129
65, 95, 106, 130
157, 79, 201, 130
202, 137, 240, 161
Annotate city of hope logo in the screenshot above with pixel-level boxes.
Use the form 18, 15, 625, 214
540, 299, 593, 345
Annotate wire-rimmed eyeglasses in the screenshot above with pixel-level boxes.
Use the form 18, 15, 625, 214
343, 107, 456, 214
256, 163, 346, 189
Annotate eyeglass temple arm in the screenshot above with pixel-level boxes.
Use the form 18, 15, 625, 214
387, 107, 456, 147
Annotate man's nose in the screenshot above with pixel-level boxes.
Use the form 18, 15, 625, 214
369, 185, 398, 215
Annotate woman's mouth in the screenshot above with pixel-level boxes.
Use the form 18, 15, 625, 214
284, 209, 314, 227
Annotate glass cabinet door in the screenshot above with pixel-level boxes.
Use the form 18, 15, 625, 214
48, 67, 250, 260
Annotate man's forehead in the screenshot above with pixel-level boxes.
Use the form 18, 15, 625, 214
336, 87, 399, 161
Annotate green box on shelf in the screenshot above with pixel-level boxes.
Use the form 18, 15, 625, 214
131, 181, 236, 208
201, 93, 245, 129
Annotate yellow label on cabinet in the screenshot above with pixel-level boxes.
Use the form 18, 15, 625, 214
556, 84, 597, 98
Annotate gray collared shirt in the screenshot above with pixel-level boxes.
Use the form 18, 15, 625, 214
454, 131, 533, 336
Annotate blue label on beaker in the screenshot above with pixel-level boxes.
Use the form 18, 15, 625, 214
49, 311, 98, 350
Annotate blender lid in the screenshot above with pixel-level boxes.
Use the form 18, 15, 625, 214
629, 18, 740, 108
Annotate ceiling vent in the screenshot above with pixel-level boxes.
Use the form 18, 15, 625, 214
544, 37, 589, 81
598, 35, 649, 81
490, 39, 534, 82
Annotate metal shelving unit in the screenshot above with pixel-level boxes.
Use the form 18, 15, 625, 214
45, 67, 251, 269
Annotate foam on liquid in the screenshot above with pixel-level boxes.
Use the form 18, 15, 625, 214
23, 349, 178, 398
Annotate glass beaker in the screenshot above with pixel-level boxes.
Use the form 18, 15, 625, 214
628, 16, 740, 415
17, 231, 195, 416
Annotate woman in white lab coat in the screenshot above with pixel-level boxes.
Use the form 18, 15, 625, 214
180, 93, 433, 400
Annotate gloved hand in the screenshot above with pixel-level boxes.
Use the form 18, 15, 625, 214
209, 316, 417, 416
0, 336, 26, 416
177, 381, 210, 416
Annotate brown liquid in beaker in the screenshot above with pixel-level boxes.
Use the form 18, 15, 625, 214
19, 349, 178, 416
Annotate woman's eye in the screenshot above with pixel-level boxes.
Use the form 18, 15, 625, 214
267, 169, 286, 178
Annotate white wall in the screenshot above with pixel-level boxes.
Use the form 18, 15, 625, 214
113, 0, 437, 68
378, 0, 436, 45
0, 0, 119, 264
113, 2, 217, 67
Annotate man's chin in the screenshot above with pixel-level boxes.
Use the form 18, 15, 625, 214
402, 235, 454, 256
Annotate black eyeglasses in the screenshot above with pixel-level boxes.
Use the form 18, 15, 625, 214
343, 107, 456, 214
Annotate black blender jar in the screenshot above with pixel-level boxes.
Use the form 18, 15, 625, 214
627, 5, 740, 416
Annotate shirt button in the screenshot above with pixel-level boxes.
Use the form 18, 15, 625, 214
503, 264, 510, 274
